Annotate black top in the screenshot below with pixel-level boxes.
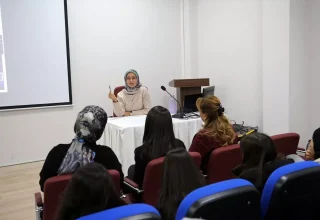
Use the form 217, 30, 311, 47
232, 159, 293, 193
133, 138, 185, 188
39, 143, 124, 192
132, 145, 152, 188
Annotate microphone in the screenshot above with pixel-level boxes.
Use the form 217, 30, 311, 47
161, 86, 184, 119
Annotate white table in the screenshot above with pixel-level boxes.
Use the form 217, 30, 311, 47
100, 115, 203, 175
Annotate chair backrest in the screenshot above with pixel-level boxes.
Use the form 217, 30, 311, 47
43, 174, 72, 220
114, 86, 125, 97
77, 204, 161, 220
108, 169, 121, 194
43, 170, 120, 220
176, 179, 260, 220
261, 161, 320, 220
113, 86, 125, 117
271, 133, 300, 156
142, 152, 202, 206
207, 144, 241, 184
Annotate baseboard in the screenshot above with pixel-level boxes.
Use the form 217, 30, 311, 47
0, 159, 45, 168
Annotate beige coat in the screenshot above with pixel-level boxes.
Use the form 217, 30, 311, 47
113, 86, 151, 117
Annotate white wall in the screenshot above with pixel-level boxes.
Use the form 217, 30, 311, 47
288, 0, 320, 145
0, 0, 182, 166
309, 0, 320, 133
289, 0, 310, 145
189, 0, 317, 145
1, 0, 319, 166
262, 0, 290, 135
189, 0, 263, 128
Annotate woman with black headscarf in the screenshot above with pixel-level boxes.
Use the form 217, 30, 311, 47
108, 69, 151, 117
39, 105, 124, 192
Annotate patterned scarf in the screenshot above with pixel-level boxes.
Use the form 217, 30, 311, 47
124, 69, 142, 94
57, 106, 108, 175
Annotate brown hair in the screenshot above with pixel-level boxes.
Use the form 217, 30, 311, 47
196, 96, 235, 146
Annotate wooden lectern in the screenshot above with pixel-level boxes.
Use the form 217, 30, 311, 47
169, 78, 210, 108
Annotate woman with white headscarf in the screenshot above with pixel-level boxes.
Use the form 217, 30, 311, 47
39, 105, 123, 192
108, 69, 151, 117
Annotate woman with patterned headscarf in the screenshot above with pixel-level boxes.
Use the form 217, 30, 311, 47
39, 105, 124, 192
108, 69, 151, 117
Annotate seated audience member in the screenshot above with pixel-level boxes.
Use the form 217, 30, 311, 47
108, 69, 151, 117
129, 106, 185, 187
189, 96, 237, 174
56, 163, 126, 220
39, 105, 123, 192
305, 127, 320, 161
157, 148, 206, 220
232, 133, 293, 193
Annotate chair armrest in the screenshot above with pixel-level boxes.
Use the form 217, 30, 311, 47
34, 192, 43, 207
122, 193, 134, 204
124, 177, 139, 188
286, 154, 305, 162
296, 148, 306, 157
123, 177, 144, 194
34, 192, 43, 220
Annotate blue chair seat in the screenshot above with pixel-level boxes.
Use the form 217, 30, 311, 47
261, 161, 320, 220
176, 179, 260, 220
77, 204, 161, 220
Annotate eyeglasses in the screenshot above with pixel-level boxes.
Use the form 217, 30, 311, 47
126, 77, 137, 81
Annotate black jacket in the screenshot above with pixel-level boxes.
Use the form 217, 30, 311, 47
39, 143, 124, 191
232, 159, 294, 193
132, 145, 150, 188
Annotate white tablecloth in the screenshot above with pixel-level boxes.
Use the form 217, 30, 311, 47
100, 115, 203, 175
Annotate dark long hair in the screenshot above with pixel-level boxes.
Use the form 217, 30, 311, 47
240, 133, 277, 186
56, 163, 125, 220
141, 106, 176, 160
157, 147, 206, 220
313, 127, 320, 159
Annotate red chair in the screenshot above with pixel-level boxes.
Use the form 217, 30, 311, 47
34, 170, 121, 220
123, 152, 202, 206
207, 144, 242, 184
271, 133, 300, 156
114, 86, 125, 97
113, 86, 125, 117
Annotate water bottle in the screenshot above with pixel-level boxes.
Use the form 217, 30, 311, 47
168, 96, 177, 114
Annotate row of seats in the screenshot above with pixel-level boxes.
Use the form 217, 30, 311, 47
123, 133, 300, 206
79, 161, 320, 220
208, 132, 300, 183
34, 133, 301, 220
34, 170, 121, 220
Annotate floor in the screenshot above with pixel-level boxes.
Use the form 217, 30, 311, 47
0, 161, 44, 220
